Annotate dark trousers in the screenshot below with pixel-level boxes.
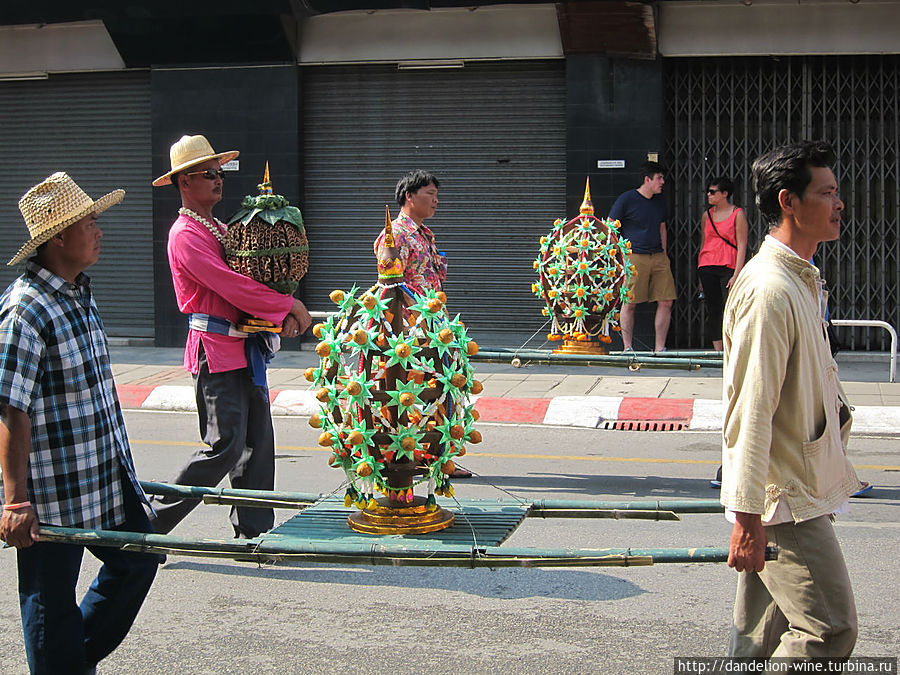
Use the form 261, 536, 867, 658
17, 482, 158, 675
149, 346, 275, 538
698, 265, 733, 343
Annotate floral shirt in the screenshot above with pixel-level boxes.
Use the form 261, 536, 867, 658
373, 212, 447, 293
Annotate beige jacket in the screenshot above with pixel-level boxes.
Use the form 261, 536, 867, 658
720, 238, 861, 522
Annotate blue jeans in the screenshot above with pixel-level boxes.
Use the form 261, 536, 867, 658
17, 481, 158, 674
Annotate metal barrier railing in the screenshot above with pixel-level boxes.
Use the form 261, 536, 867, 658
830, 320, 897, 383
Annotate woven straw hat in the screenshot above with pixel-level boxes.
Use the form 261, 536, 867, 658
152, 134, 239, 187
9, 172, 124, 266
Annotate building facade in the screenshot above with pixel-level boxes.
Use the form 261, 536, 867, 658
1, 1, 897, 348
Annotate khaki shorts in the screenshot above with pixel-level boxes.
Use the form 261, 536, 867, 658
626, 252, 677, 304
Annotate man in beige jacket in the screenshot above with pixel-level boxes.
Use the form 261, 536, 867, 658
721, 141, 862, 659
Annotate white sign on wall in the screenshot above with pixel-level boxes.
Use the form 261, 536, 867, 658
596, 160, 625, 169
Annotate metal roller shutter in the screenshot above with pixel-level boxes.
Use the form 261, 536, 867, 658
300, 61, 565, 347
0, 71, 153, 337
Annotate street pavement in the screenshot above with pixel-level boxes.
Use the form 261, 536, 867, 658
3, 412, 898, 674
0, 346, 895, 673
109, 342, 900, 434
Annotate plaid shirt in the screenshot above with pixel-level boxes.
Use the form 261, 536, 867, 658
0, 261, 143, 529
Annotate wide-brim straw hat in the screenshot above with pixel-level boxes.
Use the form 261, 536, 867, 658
9, 172, 124, 266
152, 134, 239, 187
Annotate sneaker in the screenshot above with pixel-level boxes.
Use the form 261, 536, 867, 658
852, 481, 873, 497
709, 479, 722, 489
450, 467, 473, 478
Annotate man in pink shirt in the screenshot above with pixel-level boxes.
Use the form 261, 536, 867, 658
151, 135, 311, 538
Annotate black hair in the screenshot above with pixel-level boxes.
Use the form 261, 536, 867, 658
395, 170, 440, 207
171, 172, 183, 196
708, 176, 735, 200
640, 161, 667, 181
751, 140, 836, 229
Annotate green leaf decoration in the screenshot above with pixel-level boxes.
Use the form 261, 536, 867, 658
425, 327, 456, 359
385, 334, 422, 369
357, 293, 390, 321
227, 194, 305, 231
385, 379, 427, 413
389, 428, 423, 461
339, 373, 374, 407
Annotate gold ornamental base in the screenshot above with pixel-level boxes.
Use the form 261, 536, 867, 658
553, 339, 608, 355
348, 496, 455, 535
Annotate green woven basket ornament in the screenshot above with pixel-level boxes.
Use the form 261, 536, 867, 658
225, 162, 309, 295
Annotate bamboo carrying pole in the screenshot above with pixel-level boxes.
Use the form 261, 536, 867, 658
470, 349, 722, 369
140, 481, 320, 509
35, 526, 776, 568
528, 498, 724, 514
139, 482, 726, 517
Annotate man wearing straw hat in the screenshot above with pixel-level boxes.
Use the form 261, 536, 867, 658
151, 134, 311, 539
0, 173, 159, 674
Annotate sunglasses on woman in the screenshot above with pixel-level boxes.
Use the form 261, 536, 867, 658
185, 168, 226, 180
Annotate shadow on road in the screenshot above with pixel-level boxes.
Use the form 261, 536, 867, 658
157, 559, 647, 601
467, 472, 720, 500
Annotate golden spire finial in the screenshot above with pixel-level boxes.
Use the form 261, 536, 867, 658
579, 177, 594, 216
258, 162, 273, 195
384, 204, 395, 248
377, 205, 403, 281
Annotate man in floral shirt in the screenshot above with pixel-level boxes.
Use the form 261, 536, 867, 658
374, 170, 471, 477
374, 170, 446, 294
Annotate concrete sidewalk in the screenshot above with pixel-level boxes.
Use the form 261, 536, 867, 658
109, 344, 900, 434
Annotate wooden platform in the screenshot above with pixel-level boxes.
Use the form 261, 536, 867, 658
268, 496, 530, 549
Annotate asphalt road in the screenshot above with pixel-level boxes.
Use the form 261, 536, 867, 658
1, 411, 897, 674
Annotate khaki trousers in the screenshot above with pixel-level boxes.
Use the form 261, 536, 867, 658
729, 514, 857, 658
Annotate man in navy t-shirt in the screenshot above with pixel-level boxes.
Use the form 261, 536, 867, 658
609, 161, 677, 351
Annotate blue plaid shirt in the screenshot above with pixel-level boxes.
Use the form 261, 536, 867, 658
0, 261, 144, 529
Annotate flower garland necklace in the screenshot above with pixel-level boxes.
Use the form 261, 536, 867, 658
179, 207, 227, 244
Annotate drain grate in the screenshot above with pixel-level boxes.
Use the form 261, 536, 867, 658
601, 420, 686, 431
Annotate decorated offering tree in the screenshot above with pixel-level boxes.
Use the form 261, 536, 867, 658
532, 178, 635, 354
307, 207, 482, 535
224, 163, 309, 331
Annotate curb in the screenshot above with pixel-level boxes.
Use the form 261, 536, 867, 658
116, 384, 900, 435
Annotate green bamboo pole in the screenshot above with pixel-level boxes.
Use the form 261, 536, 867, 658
470, 349, 721, 369
35, 526, 776, 568
483, 347, 723, 359
139, 481, 321, 505
138, 483, 725, 516
528, 498, 724, 515
530, 509, 681, 521
616, 350, 723, 358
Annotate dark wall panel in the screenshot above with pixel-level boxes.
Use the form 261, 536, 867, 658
151, 64, 300, 347
566, 54, 663, 218
566, 54, 664, 349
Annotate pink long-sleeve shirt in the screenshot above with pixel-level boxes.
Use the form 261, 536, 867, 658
167, 213, 295, 374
